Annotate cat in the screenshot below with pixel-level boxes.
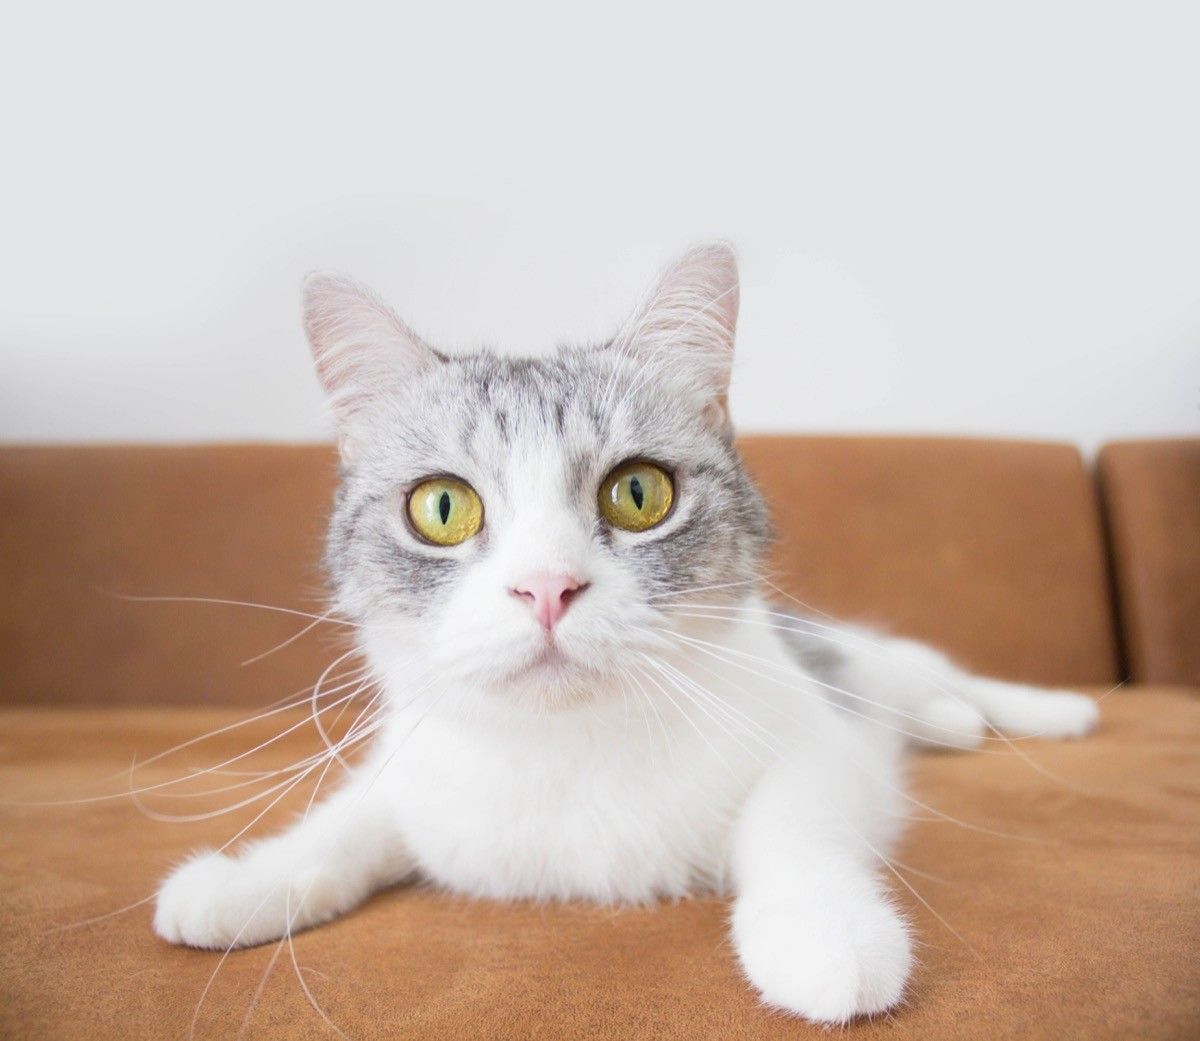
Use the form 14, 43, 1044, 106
152, 244, 1099, 1024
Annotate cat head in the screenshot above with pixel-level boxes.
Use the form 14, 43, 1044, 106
304, 244, 770, 712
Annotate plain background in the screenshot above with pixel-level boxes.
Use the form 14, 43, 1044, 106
1, 1, 1196, 454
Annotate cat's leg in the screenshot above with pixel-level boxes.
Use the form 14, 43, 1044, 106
848, 635, 1099, 749
153, 765, 411, 950
730, 730, 912, 1024
784, 624, 1099, 750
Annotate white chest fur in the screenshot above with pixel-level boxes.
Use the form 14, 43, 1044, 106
367, 619, 835, 903
377, 658, 816, 904
383, 708, 751, 902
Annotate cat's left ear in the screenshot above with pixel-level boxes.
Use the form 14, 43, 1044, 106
302, 272, 437, 460
612, 242, 740, 428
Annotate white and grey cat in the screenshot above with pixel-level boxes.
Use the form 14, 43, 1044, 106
153, 244, 1098, 1024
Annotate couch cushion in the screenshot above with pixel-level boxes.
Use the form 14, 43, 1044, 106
1, 688, 1195, 1040
741, 437, 1118, 685
0, 445, 339, 708
0, 438, 1118, 708
1098, 439, 1200, 686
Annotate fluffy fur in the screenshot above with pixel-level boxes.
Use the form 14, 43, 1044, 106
153, 244, 1098, 1024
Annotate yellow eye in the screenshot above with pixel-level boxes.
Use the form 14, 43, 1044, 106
407, 477, 483, 546
599, 461, 674, 532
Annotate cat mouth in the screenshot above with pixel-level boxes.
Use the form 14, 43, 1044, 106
524, 641, 571, 670
503, 638, 589, 683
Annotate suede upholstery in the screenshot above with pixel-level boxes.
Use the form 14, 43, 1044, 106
739, 437, 1119, 685
0, 438, 1196, 1040
0, 444, 340, 708
2, 690, 1198, 1041
1099, 439, 1200, 686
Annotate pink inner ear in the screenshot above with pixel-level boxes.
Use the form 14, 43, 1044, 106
662, 242, 740, 336
302, 272, 433, 423
611, 243, 740, 405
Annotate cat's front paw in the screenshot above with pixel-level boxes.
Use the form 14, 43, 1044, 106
154, 848, 345, 949
732, 896, 912, 1024
1022, 690, 1099, 739
153, 850, 246, 949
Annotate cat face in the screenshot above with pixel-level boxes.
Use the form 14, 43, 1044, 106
307, 245, 770, 710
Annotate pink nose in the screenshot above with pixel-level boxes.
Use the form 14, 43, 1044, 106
509, 574, 587, 632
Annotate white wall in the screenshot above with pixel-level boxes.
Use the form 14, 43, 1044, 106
2, 1, 1197, 454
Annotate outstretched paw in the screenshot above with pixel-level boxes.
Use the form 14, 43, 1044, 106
153, 848, 338, 949
1014, 689, 1099, 738
733, 896, 912, 1024
153, 850, 244, 949
971, 679, 1100, 740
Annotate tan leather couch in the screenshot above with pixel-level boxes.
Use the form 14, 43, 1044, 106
1, 437, 1197, 1040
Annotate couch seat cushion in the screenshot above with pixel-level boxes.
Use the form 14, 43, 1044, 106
1, 687, 1197, 1040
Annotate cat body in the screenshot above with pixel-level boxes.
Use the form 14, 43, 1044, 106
374, 603, 895, 905
154, 245, 1098, 1023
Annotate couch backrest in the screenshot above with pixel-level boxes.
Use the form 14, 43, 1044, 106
740, 437, 1118, 686
1, 445, 339, 708
1099, 439, 1200, 686
0, 438, 1121, 707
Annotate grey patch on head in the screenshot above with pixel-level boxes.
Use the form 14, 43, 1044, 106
459, 411, 479, 455
566, 451, 594, 502
585, 402, 609, 440
326, 477, 462, 621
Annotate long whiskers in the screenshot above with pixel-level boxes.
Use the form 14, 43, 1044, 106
11, 681, 373, 811
635, 621, 1060, 850
662, 624, 1012, 753
5, 662, 373, 809
105, 590, 365, 628
662, 601, 1096, 792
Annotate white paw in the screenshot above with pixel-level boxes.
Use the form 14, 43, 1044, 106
1021, 690, 1100, 739
993, 688, 1100, 739
154, 849, 333, 950
154, 850, 246, 949
733, 896, 912, 1023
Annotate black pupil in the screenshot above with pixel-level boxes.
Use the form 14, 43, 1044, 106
629, 476, 644, 510
438, 491, 451, 524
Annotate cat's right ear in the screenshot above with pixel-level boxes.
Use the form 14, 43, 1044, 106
302, 272, 436, 460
